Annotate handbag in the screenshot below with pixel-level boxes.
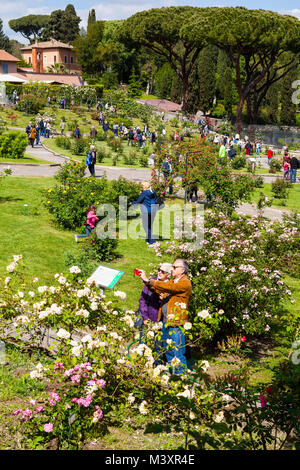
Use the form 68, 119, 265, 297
134, 309, 144, 329
155, 194, 165, 210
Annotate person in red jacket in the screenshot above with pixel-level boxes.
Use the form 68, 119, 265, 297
267, 146, 274, 166
75, 205, 99, 242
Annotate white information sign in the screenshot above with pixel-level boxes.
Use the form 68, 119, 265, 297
87, 265, 124, 289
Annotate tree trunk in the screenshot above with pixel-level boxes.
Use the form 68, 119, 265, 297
181, 75, 189, 111
236, 96, 245, 134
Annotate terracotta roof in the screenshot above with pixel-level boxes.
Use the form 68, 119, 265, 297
21, 39, 73, 51
137, 98, 182, 112
0, 50, 19, 62
13, 71, 82, 85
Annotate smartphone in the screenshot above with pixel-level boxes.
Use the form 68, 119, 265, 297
134, 268, 142, 276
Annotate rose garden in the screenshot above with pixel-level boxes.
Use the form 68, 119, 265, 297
0, 5, 300, 451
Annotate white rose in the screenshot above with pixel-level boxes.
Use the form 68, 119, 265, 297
28, 291, 35, 297
139, 401, 149, 415
81, 334, 92, 343
214, 411, 224, 423
56, 328, 71, 340
6, 262, 17, 272
38, 286, 48, 294
90, 302, 98, 311
198, 310, 211, 319
127, 393, 135, 404
114, 291, 127, 301
184, 322, 192, 330
201, 360, 210, 371
69, 266, 81, 274
71, 345, 82, 357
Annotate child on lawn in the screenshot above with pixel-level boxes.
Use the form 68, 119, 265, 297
75, 205, 99, 242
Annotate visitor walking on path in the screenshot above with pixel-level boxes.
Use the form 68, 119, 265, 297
86, 145, 97, 177
75, 205, 99, 242
29, 125, 36, 147
289, 155, 299, 184
267, 146, 274, 166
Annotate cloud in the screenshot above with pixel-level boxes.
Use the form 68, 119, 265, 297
280, 9, 300, 19
78, 0, 179, 26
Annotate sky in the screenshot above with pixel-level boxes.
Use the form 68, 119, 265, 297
1, 0, 299, 43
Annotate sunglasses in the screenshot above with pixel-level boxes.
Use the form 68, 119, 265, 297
158, 268, 168, 274
172, 265, 183, 269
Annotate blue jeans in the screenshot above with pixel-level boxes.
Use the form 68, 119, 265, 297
156, 323, 187, 375
290, 168, 297, 183
77, 225, 94, 238
141, 209, 156, 244
88, 164, 95, 176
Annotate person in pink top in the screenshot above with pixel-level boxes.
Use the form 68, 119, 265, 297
283, 160, 290, 180
75, 205, 99, 242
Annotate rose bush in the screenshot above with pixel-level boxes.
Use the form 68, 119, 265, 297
153, 209, 299, 344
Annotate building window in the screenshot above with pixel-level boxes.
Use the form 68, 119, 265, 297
70, 56, 74, 64
2, 64, 8, 74
64, 56, 68, 63
29, 57, 31, 64
54, 55, 57, 63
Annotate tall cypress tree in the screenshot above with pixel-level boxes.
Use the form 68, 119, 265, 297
0, 19, 10, 52
87, 9, 96, 32
127, 68, 142, 98
196, 45, 217, 115
263, 82, 279, 124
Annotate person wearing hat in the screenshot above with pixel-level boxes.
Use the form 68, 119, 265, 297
137, 263, 172, 346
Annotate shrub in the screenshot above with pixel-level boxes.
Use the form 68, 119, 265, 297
253, 175, 264, 188
0, 131, 28, 159
269, 159, 282, 173
156, 209, 297, 344
108, 137, 123, 154
55, 136, 71, 150
43, 176, 140, 229
123, 151, 136, 165
54, 160, 86, 185
231, 155, 246, 169
96, 145, 109, 163
138, 154, 148, 167
16, 94, 46, 115
72, 138, 90, 156
271, 178, 291, 199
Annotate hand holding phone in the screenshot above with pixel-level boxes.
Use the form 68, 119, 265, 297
134, 268, 142, 276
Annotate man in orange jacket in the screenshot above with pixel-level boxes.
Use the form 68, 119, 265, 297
140, 259, 192, 375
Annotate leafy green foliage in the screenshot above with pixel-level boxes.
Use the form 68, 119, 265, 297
16, 94, 46, 115
0, 131, 27, 159
9, 15, 49, 43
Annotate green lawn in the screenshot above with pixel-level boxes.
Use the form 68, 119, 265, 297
0, 177, 77, 284
0, 106, 97, 135
42, 136, 155, 169
0, 153, 54, 165
250, 182, 300, 212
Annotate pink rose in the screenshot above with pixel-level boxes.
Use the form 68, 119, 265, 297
44, 423, 53, 433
